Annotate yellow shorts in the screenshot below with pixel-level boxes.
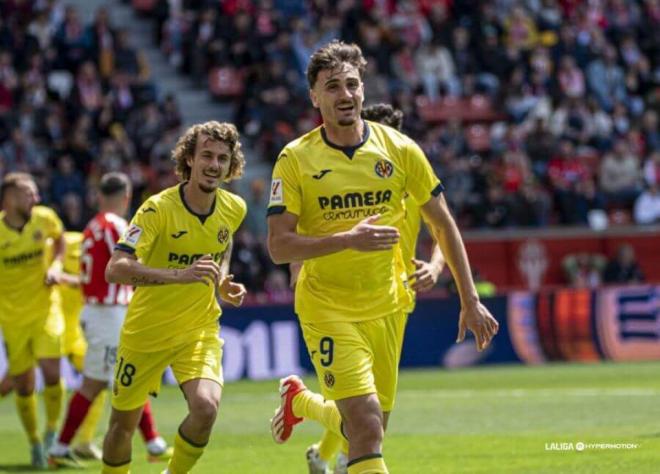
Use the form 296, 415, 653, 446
111, 332, 224, 411
63, 311, 87, 364
2, 312, 64, 376
300, 311, 408, 412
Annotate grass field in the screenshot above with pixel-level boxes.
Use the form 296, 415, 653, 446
1, 361, 660, 473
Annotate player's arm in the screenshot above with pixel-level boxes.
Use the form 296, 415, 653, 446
410, 241, 445, 293
420, 193, 499, 350
58, 272, 81, 287
105, 250, 221, 286
216, 239, 247, 307
267, 211, 400, 264
45, 233, 65, 286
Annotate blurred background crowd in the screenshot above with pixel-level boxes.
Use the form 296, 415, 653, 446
0, 0, 658, 301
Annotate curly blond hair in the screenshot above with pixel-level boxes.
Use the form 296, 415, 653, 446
171, 121, 245, 182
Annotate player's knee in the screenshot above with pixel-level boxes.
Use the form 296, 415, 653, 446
345, 412, 383, 447
189, 393, 219, 425
106, 417, 136, 442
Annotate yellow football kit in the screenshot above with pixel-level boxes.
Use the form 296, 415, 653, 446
112, 183, 246, 410
0, 206, 64, 375
47, 231, 87, 365
268, 121, 442, 408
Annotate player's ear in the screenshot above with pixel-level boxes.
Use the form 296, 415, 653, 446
309, 89, 319, 109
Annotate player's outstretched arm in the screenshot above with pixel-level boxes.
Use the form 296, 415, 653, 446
45, 234, 66, 286
421, 194, 499, 351
106, 250, 221, 286
267, 212, 400, 264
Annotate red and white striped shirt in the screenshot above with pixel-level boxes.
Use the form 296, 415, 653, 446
81, 212, 132, 305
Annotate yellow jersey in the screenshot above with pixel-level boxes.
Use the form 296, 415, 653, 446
59, 232, 85, 321
268, 121, 441, 323
0, 206, 63, 326
116, 183, 247, 352
399, 194, 423, 314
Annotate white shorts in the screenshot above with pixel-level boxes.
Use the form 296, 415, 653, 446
80, 304, 126, 383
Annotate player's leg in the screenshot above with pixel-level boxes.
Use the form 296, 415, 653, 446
73, 390, 106, 460
5, 324, 46, 467
166, 332, 224, 473
35, 308, 65, 450
102, 406, 143, 473
38, 357, 63, 449
103, 341, 168, 472
138, 399, 173, 462
307, 430, 343, 473
48, 376, 106, 467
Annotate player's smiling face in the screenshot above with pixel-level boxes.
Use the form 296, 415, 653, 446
188, 133, 231, 193
310, 62, 364, 128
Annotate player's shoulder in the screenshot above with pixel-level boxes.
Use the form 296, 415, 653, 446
103, 212, 128, 229
32, 205, 60, 220
367, 121, 412, 148
278, 126, 323, 161
138, 184, 180, 213
217, 187, 247, 220
64, 231, 83, 245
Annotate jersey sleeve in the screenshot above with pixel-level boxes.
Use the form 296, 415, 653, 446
403, 139, 443, 206
116, 199, 160, 258
267, 149, 302, 217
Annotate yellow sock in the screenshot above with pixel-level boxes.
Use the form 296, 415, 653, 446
318, 429, 342, 462
75, 390, 106, 444
15, 393, 40, 444
292, 391, 344, 439
347, 455, 388, 474
340, 438, 349, 455
43, 379, 64, 432
101, 460, 131, 473
167, 429, 206, 474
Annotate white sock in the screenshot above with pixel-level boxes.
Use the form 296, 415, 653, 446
49, 441, 69, 456
146, 436, 167, 454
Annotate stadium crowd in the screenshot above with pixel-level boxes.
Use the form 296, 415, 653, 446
0, 0, 658, 298
152, 0, 659, 230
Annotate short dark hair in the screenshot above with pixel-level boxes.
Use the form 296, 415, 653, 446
361, 104, 404, 131
0, 172, 34, 205
307, 40, 367, 88
99, 172, 131, 197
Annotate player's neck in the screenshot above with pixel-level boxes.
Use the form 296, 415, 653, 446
2, 211, 28, 231
323, 119, 364, 147
182, 181, 215, 215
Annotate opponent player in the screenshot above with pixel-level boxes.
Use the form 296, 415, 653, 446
267, 42, 498, 474
48, 172, 172, 468
304, 103, 445, 474
0, 172, 66, 467
102, 121, 248, 474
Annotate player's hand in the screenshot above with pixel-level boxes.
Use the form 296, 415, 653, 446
179, 255, 220, 286
344, 214, 400, 252
44, 264, 63, 286
218, 274, 247, 306
456, 301, 499, 351
410, 258, 443, 292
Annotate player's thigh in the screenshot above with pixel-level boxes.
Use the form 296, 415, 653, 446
300, 320, 376, 402
170, 331, 224, 388
111, 343, 170, 412
81, 305, 124, 383
33, 308, 64, 362
362, 311, 408, 412
2, 324, 35, 376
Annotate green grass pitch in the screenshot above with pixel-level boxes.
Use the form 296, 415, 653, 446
1, 361, 660, 473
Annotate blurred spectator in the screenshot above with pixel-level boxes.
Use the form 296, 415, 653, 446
633, 184, 660, 225
59, 191, 85, 231
603, 244, 645, 284
51, 154, 85, 205
598, 139, 642, 205
562, 253, 606, 289
243, 178, 268, 241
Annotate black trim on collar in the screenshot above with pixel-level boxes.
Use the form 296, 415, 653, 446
320, 121, 370, 159
179, 182, 216, 224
